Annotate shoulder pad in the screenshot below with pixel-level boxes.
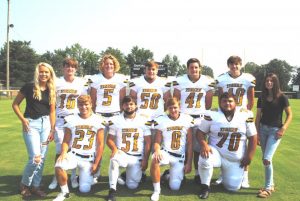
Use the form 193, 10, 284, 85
204, 115, 212, 121
246, 117, 254, 123
165, 80, 179, 87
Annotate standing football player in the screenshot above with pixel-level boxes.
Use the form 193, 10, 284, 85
172, 58, 214, 184
197, 92, 257, 199
53, 95, 104, 201
49, 58, 88, 190
150, 98, 193, 201
106, 96, 151, 201
215, 55, 256, 188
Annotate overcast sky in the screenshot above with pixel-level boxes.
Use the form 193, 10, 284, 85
1, 0, 300, 77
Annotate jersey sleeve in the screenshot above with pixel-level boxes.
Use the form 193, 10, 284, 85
245, 111, 257, 137
63, 115, 74, 129
143, 123, 152, 136
197, 111, 213, 133
153, 116, 164, 131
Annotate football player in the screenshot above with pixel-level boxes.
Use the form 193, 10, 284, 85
49, 58, 88, 190
106, 96, 152, 201
150, 98, 193, 201
172, 58, 214, 184
215, 55, 256, 187
53, 95, 105, 201
197, 92, 257, 199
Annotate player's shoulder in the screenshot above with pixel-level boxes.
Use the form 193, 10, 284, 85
64, 113, 78, 124
203, 108, 218, 121
237, 108, 254, 121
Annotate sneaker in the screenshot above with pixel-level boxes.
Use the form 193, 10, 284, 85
48, 176, 58, 190
140, 172, 147, 183
150, 192, 160, 201
194, 175, 201, 184
241, 175, 250, 188
107, 188, 116, 201
199, 184, 210, 199
117, 172, 126, 185
53, 192, 70, 201
213, 175, 222, 185
160, 169, 170, 183
71, 176, 79, 189
92, 176, 101, 185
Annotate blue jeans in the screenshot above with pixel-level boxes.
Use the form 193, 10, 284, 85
21, 116, 50, 187
259, 124, 281, 190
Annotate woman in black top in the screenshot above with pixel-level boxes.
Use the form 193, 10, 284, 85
255, 73, 292, 198
12, 62, 56, 198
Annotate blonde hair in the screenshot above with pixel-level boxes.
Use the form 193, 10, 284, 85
33, 62, 56, 104
99, 54, 120, 73
77, 95, 92, 105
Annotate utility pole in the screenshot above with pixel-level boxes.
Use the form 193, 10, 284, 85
6, 0, 13, 91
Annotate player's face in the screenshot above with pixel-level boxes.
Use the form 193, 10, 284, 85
63, 64, 77, 77
38, 65, 51, 84
228, 62, 242, 76
123, 101, 137, 115
145, 66, 158, 81
78, 101, 92, 116
265, 77, 274, 90
220, 97, 236, 112
102, 58, 115, 77
187, 62, 200, 80
168, 103, 180, 119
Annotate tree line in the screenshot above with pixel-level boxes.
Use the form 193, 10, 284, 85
0, 40, 299, 91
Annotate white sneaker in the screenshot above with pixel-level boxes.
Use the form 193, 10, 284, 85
71, 176, 79, 189
48, 176, 58, 190
92, 176, 100, 185
117, 176, 126, 185
151, 192, 160, 201
241, 175, 250, 188
213, 176, 223, 185
53, 192, 70, 201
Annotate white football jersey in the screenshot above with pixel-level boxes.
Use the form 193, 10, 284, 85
198, 108, 257, 162
108, 113, 151, 155
90, 73, 127, 113
131, 76, 168, 119
55, 77, 88, 116
154, 113, 194, 155
216, 72, 256, 108
64, 113, 105, 155
173, 74, 215, 115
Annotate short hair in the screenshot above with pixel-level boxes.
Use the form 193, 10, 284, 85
166, 97, 180, 108
122, 95, 137, 105
187, 58, 202, 69
77, 95, 92, 105
227, 56, 242, 66
99, 54, 120, 73
219, 92, 236, 102
63, 57, 78, 69
145, 60, 158, 70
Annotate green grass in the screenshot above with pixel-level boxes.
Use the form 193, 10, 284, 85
0, 98, 299, 201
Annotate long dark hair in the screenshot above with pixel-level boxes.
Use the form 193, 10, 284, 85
261, 73, 282, 103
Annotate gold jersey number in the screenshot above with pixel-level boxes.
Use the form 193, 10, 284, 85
72, 129, 96, 150
140, 92, 161, 109
185, 92, 203, 108
121, 132, 139, 152
58, 94, 79, 109
227, 88, 245, 106
102, 88, 114, 106
171, 131, 181, 150
216, 132, 241, 151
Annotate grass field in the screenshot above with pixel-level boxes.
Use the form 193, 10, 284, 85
0, 98, 299, 201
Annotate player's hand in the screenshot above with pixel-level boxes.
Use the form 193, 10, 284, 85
240, 156, 251, 168
141, 159, 148, 171
91, 163, 98, 175
200, 144, 212, 159
276, 127, 285, 140
153, 150, 163, 162
184, 163, 192, 174
22, 118, 30, 132
57, 153, 67, 163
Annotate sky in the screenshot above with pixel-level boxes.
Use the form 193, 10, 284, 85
1, 0, 300, 77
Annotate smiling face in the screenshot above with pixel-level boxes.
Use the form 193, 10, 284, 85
167, 102, 180, 120
102, 58, 115, 78
187, 62, 201, 81
78, 99, 92, 118
63, 63, 77, 78
38, 65, 51, 84
228, 62, 242, 77
123, 100, 137, 116
265, 76, 274, 90
220, 96, 236, 112
145, 65, 158, 82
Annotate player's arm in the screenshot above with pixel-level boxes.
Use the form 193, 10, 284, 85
184, 128, 193, 174
119, 87, 126, 111
57, 127, 72, 163
91, 128, 105, 174
12, 92, 29, 132
240, 134, 257, 168
217, 87, 223, 96
196, 129, 212, 159
141, 135, 152, 171
246, 86, 255, 110
107, 134, 118, 158
48, 102, 56, 142
90, 87, 97, 113
205, 90, 213, 110
153, 130, 163, 162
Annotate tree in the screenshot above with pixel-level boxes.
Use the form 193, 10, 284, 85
126, 46, 154, 69
263, 59, 294, 91
292, 67, 300, 85
0, 40, 40, 87
100, 47, 127, 75
243, 62, 265, 91
162, 54, 184, 76
40, 49, 67, 77
202, 65, 214, 78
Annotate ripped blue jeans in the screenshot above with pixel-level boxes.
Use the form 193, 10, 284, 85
21, 116, 50, 187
